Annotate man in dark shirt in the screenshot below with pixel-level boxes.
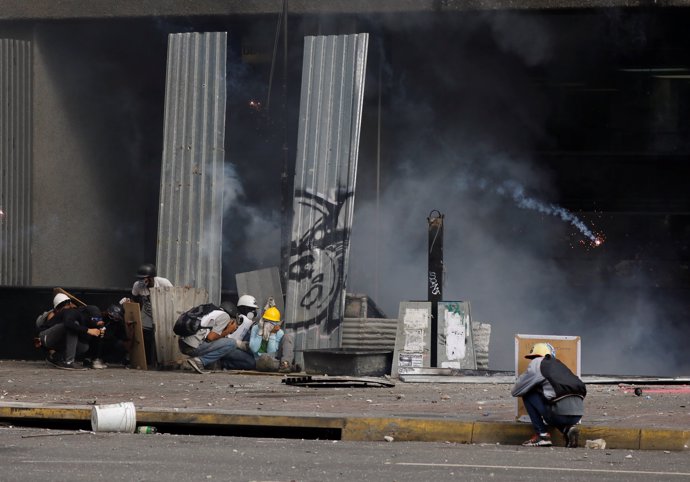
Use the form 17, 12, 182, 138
38, 294, 105, 370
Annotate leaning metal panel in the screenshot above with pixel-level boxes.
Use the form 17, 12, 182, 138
285, 33, 369, 364
0, 39, 32, 286
157, 32, 227, 303
151, 286, 208, 365
236, 266, 285, 315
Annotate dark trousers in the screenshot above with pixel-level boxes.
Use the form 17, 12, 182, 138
143, 327, 156, 368
523, 390, 581, 434
40, 324, 89, 364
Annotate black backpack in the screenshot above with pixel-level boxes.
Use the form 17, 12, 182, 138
173, 303, 220, 337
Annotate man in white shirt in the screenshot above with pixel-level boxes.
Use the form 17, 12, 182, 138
130, 263, 173, 366
178, 305, 254, 373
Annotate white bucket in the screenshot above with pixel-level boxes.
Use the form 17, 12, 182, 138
91, 402, 136, 433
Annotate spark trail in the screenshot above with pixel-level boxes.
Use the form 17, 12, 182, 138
469, 178, 604, 247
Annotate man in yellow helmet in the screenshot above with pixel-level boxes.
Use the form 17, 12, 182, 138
248, 305, 295, 373
511, 342, 586, 448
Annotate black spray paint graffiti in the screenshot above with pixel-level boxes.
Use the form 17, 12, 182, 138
287, 188, 353, 333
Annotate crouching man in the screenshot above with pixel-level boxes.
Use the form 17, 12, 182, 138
178, 304, 255, 374
511, 342, 586, 448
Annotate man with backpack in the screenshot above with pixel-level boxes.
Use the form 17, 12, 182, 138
176, 303, 254, 374
511, 342, 586, 448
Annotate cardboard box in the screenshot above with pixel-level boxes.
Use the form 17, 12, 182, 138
514, 334, 581, 421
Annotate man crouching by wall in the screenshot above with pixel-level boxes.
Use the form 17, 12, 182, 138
511, 342, 586, 448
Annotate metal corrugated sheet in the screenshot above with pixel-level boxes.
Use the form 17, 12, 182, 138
472, 322, 492, 369
285, 33, 369, 365
150, 286, 208, 365
157, 32, 227, 304
0, 39, 32, 286
341, 317, 398, 350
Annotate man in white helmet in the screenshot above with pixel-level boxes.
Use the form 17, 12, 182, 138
511, 342, 586, 448
233, 294, 259, 342
37, 294, 105, 370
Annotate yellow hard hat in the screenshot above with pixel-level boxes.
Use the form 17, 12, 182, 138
262, 306, 281, 323
525, 342, 556, 359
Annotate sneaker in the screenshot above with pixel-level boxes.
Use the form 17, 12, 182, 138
278, 361, 292, 373
91, 358, 108, 369
564, 425, 579, 448
187, 357, 206, 374
46, 352, 62, 368
52, 359, 87, 371
522, 433, 552, 447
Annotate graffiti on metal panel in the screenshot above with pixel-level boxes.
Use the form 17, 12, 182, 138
428, 271, 441, 296
287, 188, 353, 333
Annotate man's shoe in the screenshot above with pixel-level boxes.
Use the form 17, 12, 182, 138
53, 360, 87, 371
46, 352, 62, 368
187, 357, 206, 374
564, 425, 579, 448
522, 433, 552, 447
91, 358, 108, 369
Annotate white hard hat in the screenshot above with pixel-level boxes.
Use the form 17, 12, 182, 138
237, 294, 258, 309
53, 293, 71, 309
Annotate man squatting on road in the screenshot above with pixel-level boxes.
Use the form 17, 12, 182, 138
511, 342, 587, 448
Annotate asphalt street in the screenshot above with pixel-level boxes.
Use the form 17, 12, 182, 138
2, 426, 689, 481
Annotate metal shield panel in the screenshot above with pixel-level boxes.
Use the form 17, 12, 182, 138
285, 33, 369, 364
157, 32, 227, 303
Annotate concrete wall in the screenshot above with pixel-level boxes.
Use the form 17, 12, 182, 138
29, 23, 166, 288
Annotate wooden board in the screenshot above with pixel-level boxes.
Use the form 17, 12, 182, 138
514, 334, 580, 421
123, 302, 147, 370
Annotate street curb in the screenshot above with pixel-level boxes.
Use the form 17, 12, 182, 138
1, 402, 688, 451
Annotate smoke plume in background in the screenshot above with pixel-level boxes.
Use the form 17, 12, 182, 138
347, 12, 690, 376
349, 151, 689, 376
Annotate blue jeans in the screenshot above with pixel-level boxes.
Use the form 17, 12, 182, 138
184, 338, 238, 367
523, 390, 581, 434
221, 349, 256, 370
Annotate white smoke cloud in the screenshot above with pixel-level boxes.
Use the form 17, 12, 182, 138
348, 151, 687, 376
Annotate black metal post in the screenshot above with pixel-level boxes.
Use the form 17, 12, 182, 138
279, 0, 290, 297
427, 210, 444, 367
